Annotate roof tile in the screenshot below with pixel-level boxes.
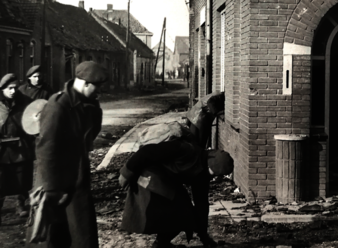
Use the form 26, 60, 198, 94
45, 2, 124, 52
93, 9, 152, 34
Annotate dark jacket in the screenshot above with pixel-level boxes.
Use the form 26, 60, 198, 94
18, 82, 52, 101
120, 139, 210, 237
26, 80, 102, 248
0, 91, 33, 164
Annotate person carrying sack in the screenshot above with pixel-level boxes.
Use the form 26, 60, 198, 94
119, 137, 234, 248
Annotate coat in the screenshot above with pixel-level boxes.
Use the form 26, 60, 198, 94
26, 80, 102, 248
18, 82, 52, 101
120, 139, 210, 237
0, 90, 33, 164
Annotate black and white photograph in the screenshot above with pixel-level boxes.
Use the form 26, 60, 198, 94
1, 0, 338, 248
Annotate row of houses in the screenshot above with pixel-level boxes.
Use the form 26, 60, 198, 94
189, 0, 338, 201
152, 36, 190, 79
0, 0, 155, 93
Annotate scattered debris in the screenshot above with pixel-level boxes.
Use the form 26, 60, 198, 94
100, 132, 113, 139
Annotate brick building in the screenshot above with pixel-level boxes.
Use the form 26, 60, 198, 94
173, 36, 189, 79
0, 0, 39, 83
152, 43, 175, 78
189, 0, 338, 201
30, 0, 125, 92
92, 3, 153, 49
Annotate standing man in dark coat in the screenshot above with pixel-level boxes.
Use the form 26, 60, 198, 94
119, 138, 234, 248
26, 61, 106, 248
19, 65, 52, 101
0, 73, 34, 224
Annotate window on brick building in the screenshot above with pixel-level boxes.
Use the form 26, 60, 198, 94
6, 39, 13, 73
18, 42, 24, 83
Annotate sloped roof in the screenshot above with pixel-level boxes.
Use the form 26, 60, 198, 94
16, 1, 40, 29
45, 1, 124, 52
0, 0, 33, 29
93, 9, 152, 35
174, 36, 189, 54
92, 13, 154, 58
152, 42, 173, 54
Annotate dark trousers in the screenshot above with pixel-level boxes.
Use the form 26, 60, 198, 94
0, 160, 34, 199
156, 231, 180, 244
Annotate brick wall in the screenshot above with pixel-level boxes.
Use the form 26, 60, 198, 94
284, 0, 338, 46
190, 0, 336, 200
189, 0, 195, 106
291, 55, 311, 135
212, 1, 221, 92
192, 0, 207, 101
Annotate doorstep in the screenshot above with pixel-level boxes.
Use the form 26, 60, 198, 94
209, 200, 338, 223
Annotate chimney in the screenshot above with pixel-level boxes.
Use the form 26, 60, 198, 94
79, 1, 84, 9
107, 4, 113, 21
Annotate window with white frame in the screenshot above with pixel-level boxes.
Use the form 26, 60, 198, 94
220, 10, 226, 92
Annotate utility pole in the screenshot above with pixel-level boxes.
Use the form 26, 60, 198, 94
162, 18, 166, 86
154, 18, 166, 73
40, 0, 46, 73
125, 0, 130, 89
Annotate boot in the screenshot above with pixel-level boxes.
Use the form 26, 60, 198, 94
16, 195, 29, 217
0, 197, 5, 226
198, 233, 218, 248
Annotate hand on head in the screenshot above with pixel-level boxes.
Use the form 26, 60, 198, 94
207, 149, 234, 176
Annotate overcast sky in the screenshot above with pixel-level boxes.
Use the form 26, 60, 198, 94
55, 0, 189, 51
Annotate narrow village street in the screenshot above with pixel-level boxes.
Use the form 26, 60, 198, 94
4, 0, 338, 247
1, 82, 338, 248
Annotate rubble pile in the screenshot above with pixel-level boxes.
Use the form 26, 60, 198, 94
259, 196, 338, 218
91, 152, 135, 214
209, 215, 338, 247
90, 147, 111, 169
88, 146, 338, 247
208, 176, 246, 203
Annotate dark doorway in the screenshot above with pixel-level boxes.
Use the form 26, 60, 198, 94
327, 28, 338, 192
312, 4, 338, 195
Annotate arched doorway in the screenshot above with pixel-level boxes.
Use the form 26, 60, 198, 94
312, 4, 338, 195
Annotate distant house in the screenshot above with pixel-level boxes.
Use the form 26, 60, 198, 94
152, 43, 174, 79
0, 0, 39, 83
28, 1, 125, 92
92, 4, 153, 49
89, 10, 155, 87
173, 36, 189, 79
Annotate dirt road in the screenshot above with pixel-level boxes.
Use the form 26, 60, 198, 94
5, 81, 338, 248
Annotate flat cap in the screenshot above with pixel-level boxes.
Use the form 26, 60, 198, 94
75, 61, 108, 84
0, 73, 18, 89
26, 65, 41, 78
